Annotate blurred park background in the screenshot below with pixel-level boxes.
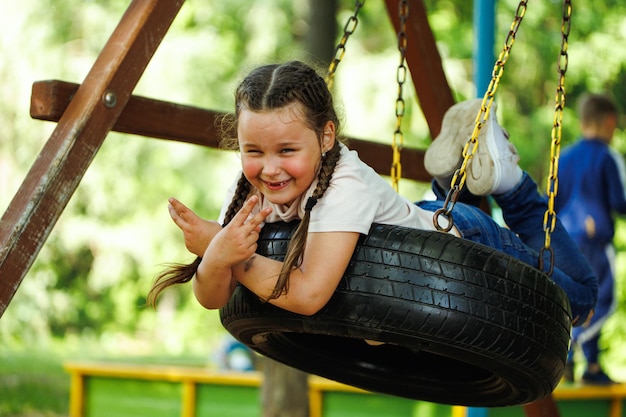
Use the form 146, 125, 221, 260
1, 0, 626, 415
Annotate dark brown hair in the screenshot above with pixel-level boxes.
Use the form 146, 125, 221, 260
577, 93, 618, 126
147, 61, 344, 307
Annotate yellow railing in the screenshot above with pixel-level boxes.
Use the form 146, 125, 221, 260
65, 361, 466, 417
552, 383, 626, 417
65, 362, 626, 417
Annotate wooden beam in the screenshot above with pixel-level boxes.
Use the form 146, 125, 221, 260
30, 80, 221, 148
0, 0, 185, 317
29, 80, 431, 183
384, 0, 455, 138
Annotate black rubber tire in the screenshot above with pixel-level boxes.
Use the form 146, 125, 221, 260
220, 222, 572, 407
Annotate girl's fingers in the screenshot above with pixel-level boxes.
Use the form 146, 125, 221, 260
168, 203, 181, 223
251, 206, 273, 226
168, 198, 194, 231
168, 198, 201, 226
231, 195, 259, 225
169, 198, 194, 218
168, 197, 185, 211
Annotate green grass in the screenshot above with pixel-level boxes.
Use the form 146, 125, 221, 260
0, 343, 211, 417
0, 349, 69, 417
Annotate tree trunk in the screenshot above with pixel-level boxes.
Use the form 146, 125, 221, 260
261, 358, 310, 417
305, 0, 338, 66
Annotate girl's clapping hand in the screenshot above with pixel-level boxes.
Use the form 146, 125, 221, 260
168, 197, 222, 257
204, 195, 273, 268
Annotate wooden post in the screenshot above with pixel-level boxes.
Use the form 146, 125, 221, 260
522, 395, 562, 417
0, 0, 185, 317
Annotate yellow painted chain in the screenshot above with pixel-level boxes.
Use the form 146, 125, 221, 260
433, 0, 528, 231
539, 0, 572, 275
325, 0, 366, 89
391, 0, 409, 192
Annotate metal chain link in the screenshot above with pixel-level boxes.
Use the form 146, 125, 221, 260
539, 0, 572, 275
390, 0, 409, 192
325, 0, 366, 89
433, 0, 528, 231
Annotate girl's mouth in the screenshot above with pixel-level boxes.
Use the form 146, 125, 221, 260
264, 179, 290, 190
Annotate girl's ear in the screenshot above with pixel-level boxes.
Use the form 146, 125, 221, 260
321, 121, 336, 153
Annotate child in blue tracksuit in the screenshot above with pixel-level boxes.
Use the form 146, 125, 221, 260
556, 93, 624, 384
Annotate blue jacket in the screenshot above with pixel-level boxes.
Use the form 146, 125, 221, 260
555, 138, 626, 245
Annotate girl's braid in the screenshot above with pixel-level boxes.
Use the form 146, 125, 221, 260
311, 141, 341, 201
267, 141, 341, 300
222, 174, 252, 226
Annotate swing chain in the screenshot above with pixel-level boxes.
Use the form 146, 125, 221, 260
434, 0, 528, 230
539, 0, 572, 275
391, 0, 409, 192
326, 0, 366, 89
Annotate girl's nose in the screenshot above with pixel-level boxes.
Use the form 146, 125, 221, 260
262, 156, 281, 176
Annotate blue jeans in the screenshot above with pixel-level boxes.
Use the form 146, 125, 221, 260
417, 172, 598, 324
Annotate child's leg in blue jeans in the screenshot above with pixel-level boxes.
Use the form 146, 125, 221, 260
421, 172, 597, 323
493, 172, 597, 323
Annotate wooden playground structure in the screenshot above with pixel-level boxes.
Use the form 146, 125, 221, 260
0, 1, 616, 416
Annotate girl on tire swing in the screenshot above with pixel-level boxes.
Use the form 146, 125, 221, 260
149, 60, 597, 326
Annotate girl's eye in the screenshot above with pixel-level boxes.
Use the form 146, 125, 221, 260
280, 148, 295, 154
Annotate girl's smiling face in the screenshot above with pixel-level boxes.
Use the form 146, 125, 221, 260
238, 103, 334, 207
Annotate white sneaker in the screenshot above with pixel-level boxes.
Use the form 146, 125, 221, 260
465, 105, 522, 196
424, 99, 483, 189
425, 99, 522, 196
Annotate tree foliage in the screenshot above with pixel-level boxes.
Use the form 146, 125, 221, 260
1, 0, 625, 373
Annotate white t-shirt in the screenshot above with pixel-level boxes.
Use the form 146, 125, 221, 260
218, 144, 444, 234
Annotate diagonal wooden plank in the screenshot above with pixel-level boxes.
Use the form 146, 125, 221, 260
0, 0, 185, 318
384, 0, 455, 139
29, 79, 431, 182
